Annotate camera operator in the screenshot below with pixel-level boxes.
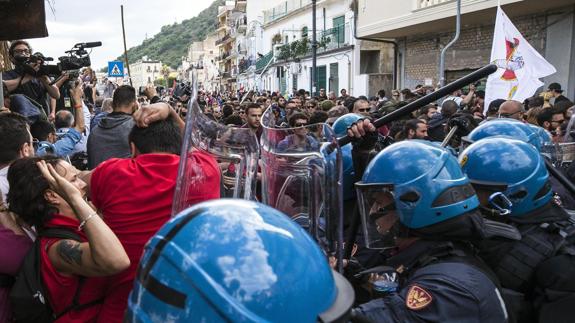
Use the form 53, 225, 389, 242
2, 40, 61, 117
30, 81, 85, 158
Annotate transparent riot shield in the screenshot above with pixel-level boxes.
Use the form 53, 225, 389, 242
172, 75, 259, 215
260, 107, 344, 262
541, 118, 575, 170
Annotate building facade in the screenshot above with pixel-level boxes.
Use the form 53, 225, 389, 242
129, 56, 163, 89
357, 0, 575, 98
214, 0, 247, 93
235, 0, 393, 97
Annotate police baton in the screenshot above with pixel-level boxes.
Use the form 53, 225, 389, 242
336, 64, 498, 147
341, 64, 498, 260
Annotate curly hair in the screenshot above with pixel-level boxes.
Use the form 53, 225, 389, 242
7, 156, 62, 231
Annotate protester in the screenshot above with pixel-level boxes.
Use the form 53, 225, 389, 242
7, 156, 129, 321
0, 113, 35, 322
87, 85, 137, 169
84, 103, 220, 322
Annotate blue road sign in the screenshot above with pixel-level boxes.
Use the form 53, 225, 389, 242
108, 61, 124, 77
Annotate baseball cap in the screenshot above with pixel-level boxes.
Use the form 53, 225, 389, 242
548, 82, 563, 93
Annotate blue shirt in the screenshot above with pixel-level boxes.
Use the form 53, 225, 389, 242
36, 128, 82, 157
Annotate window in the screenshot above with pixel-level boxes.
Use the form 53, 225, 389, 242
360, 50, 380, 74
302, 26, 308, 38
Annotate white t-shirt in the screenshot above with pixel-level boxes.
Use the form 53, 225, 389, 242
0, 166, 9, 205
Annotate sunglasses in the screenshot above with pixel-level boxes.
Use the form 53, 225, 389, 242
294, 122, 308, 127
497, 111, 520, 118
358, 108, 370, 113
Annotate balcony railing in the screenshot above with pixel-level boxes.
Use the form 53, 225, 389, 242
215, 34, 232, 46
415, 0, 454, 10
274, 23, 351, 61
263, 0, 312, 25
255, 51, 274, 72
238, 57, 254, 73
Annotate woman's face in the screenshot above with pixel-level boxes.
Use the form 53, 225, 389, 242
55, 161, 87, 197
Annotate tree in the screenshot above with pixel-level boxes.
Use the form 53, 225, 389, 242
160, 64, 171, 87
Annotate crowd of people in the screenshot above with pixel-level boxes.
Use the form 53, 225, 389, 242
1, 38, 575, 322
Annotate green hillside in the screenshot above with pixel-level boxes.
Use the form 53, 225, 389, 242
116, 0, 223, 69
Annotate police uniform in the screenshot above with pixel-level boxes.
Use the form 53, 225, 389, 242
353, 240, 508, 323
478, 202, 575, 323
351, 140, 513, 323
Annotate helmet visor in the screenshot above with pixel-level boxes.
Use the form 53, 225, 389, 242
356, 184, 400, 250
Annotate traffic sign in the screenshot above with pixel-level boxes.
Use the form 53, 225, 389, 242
108, 61, 124, 77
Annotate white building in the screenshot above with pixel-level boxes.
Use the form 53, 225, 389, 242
129, 56, 163, 89
200, 33, 221, 91
239, 0, 393, 97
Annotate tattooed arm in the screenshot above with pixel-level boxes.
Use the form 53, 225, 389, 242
39, 160, 130, 277
46, 196, 130, 277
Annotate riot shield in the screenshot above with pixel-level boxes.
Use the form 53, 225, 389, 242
260, 108, 344, 261
172, 75, 259, 215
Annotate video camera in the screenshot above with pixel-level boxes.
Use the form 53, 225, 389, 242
15, 42, 101, 79
172, 81, 192, 103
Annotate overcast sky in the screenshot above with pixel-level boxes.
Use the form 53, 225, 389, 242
29, 0, 214, 70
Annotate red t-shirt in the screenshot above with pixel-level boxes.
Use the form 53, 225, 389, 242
90, 152, 220, 322
41, 215, 108, 323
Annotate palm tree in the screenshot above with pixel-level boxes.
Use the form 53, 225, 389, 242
161, 64, 171, 87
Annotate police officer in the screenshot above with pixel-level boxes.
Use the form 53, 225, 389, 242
347, 137, 511, 322
464, 118, 575, 209
460, 137, 575, 323
126, 199, 355, 322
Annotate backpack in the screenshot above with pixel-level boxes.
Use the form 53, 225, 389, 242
9, 228, 102, 323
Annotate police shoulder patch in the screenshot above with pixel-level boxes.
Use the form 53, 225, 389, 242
406, 285, 433, 310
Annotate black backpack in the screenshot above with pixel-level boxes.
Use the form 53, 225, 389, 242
9, 228, 102, 323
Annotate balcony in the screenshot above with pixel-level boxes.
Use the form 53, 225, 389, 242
239, 57, 255, 73
255, 51, 274, 72
263, 0, 312, 25
355, 0, 570, 38
415, 0, 454, 10
274, 23, 351, 61
215, 34, 232, 46
236, 0, 247, 11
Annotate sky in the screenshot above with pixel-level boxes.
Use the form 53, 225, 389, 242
29, 0, 214, 70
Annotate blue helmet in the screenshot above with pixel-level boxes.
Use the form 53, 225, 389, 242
467, 119, 541, 150
459, 137, 552, 216
126, 199, 354, 323
527, 124, 552, 148
356, 140, 479, 229
332, 113, 363, 137
332, 114, 362, 200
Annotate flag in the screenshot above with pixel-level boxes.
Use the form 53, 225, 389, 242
484, 6, 556, 112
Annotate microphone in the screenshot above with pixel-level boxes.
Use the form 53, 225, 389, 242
75, 41, 102, 48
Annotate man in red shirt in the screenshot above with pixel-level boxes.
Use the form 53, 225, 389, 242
86, 103, 220, 322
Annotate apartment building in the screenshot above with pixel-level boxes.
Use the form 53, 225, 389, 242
240, 0, 393, 97
357, 0, 575, 97
129, 56, 163, 89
